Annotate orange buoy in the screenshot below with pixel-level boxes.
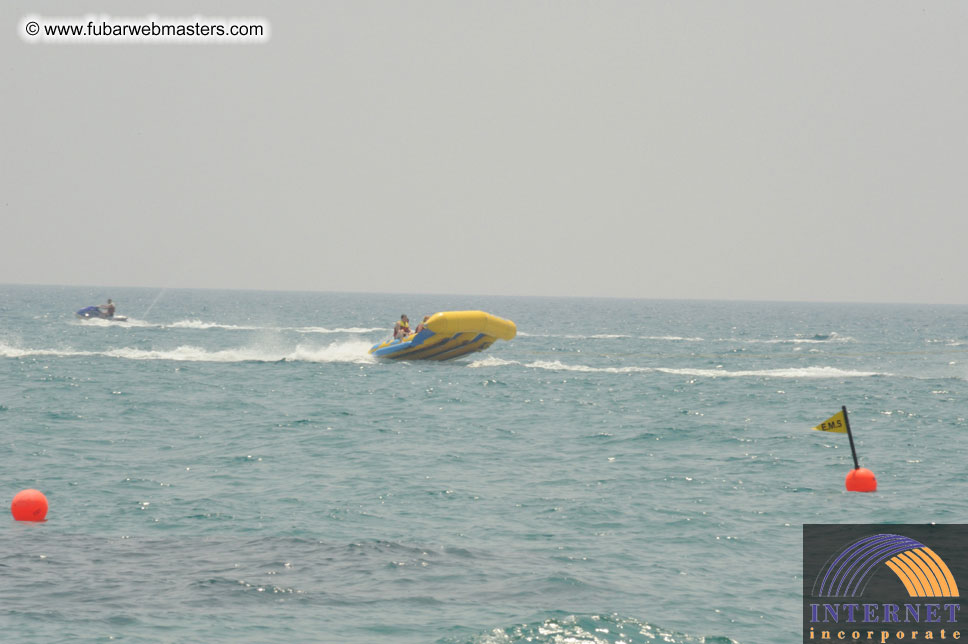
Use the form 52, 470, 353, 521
11, 489, 48, 521
845, 467, 877, 493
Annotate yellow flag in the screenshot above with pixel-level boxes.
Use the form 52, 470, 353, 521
813, 410, 847, 433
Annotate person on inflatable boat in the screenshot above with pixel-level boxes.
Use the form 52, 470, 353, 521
393, 315, 411, 339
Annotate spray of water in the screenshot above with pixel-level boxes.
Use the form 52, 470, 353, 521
142, 288, 167, 319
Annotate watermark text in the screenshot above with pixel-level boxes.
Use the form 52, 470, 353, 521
21, 14, 270, 44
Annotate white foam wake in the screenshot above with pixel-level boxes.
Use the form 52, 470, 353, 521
73, 318, 385, 334
153, 320, 384, 334
467, 356, 519, 368
518, 332, 703, 341
731, 333, 855, 345
468, 357, 885, 378
0, 343, 98, 358
72, 317, 156, 328
517, 332, 852, 344
293, 326, 385, 334
0, 341, 376, 364
167, 320, 261, 331
660, 365, 880, 378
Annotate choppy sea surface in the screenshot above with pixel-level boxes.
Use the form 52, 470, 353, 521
2, 285, 966, 644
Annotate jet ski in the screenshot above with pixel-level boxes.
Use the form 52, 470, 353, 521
370, 311, 516, 360
76, 306, 127, 322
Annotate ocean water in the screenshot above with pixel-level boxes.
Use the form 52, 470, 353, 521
1, 285, 966, 644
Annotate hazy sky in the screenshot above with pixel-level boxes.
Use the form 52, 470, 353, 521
4, 2, 967, 303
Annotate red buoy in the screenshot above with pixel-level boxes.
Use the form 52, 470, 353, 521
11, 489, 48, 521
845, 468, 877, 493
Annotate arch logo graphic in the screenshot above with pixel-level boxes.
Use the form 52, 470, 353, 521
804, 525, 966, 644
815, 533, 959, 599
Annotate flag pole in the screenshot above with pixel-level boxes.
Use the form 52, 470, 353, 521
842, 405, 860, 469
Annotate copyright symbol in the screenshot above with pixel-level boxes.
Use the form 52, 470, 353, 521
25, 21, 40, 36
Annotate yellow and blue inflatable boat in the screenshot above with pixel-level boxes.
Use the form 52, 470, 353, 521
369, 311, 517, 361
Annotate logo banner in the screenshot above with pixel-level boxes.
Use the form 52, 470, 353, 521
804, 525, 967, 643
